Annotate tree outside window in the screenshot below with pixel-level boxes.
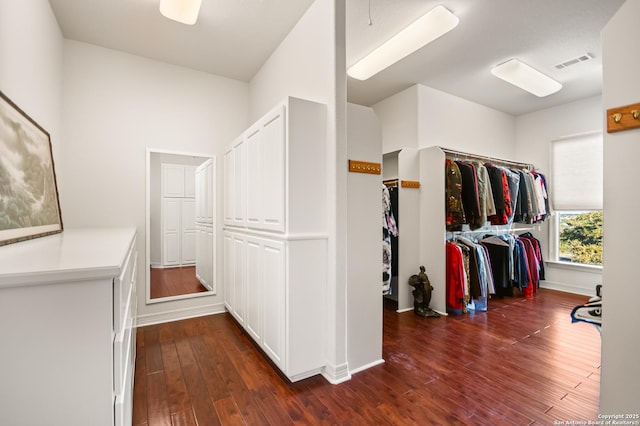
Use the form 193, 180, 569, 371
558, 210, 602, 266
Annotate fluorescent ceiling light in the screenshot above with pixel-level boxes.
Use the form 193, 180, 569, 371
491, 59, 562, 97
347, 5, 459, 80
160, 0, 202, 25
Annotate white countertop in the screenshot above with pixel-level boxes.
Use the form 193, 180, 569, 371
0, 227, 136, 288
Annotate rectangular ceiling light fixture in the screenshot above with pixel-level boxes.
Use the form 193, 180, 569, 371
347, 5, 459, 81
491, 59, 563, 97
160, 0, 203, 25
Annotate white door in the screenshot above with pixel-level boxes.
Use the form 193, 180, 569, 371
223, 232, 234, 312
181, 199, 196, 264
162, 198, 181, 266
245, 127, 262, 228
232, 234, 246, 326
245, 236, 262, 342
261, 238, 285, 369
162, 164, 185, 197
260, 107, 286, 231
205, 226, 214, 291
223, 148, 234, 225
233, 138, 246, 226
184, 165, 196, 198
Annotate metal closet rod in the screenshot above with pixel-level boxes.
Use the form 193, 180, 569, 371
441, 147, 534, 170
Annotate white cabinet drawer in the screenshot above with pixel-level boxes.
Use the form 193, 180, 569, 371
114, 338, 135, 426
113, 304, 134, 396
114, 242, 136, 333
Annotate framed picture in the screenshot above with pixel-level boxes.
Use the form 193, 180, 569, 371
0, 89, 63, 246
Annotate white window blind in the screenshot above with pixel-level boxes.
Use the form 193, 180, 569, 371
551, 132, 603, 210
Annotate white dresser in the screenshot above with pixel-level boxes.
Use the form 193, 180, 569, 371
0, 228, 138, 426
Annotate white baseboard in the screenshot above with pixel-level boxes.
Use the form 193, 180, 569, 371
349, 358, 385, 376
135, 302, 227, 327
540, 281, 597, 297
321, 362, 352, 384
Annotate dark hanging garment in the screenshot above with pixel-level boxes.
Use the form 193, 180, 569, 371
485, 164, 508, 225
514, 170, 531, 223
480, 236, 512, 297
445, 160, 466, 230
446, 242, 465, 313
455, 161, 483, 230
389, 186, 399, 277
520, 232, 545, 281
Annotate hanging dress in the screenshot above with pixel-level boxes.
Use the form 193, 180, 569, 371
383, 184, 398, 295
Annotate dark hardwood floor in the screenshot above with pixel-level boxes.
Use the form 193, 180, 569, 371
150, 266, 209, 299
133, 288, 601, 425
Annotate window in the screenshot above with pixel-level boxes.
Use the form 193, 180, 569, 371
551, 133, 603, 266
557, 210, 602, 265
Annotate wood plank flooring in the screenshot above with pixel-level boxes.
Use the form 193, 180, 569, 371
149, 266, 209, 299
133, 288, 601, 425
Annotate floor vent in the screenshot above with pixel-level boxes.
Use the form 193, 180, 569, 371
555, 53, 594, 69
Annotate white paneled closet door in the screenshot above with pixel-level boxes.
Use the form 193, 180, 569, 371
260, 106, 285, 232
262, 238, 285, 369
246, 127, 262, 229
161, 163, 196, 267
181, 199, 196, 264
245, 236, 262, 342
162, 198, 180, 266
223, 147, 234, 225
162, 164, 185, 197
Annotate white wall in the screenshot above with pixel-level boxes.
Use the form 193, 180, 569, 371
61, 40, 249, 324
417, 85, 515, 158
600, 0, 640, 413
346, 103, 383, 374
374, 84, 516, 158
373, 85, 419, 153
250, 0, 350, 383
0, 0, 64, 196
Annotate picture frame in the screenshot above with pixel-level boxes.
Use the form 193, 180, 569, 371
0, 89, 63, 246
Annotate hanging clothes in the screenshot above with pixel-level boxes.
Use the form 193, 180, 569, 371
382, 184, 398, 295
446, 241, 466, 313
445, 159, 466, 231
455, 161, 483, 230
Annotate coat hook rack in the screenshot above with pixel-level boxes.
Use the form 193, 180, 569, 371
607, 102, 640, 133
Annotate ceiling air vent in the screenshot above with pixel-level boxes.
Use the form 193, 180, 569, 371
555, 53, 594, 69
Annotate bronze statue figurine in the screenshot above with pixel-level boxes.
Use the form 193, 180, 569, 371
408, 266, 440, 317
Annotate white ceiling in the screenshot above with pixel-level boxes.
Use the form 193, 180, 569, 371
48, 0, 624, 116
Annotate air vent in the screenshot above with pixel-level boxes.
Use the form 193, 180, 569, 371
555, 53, 594, 69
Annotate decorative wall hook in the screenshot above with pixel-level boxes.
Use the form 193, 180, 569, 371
607, 102, 640, 133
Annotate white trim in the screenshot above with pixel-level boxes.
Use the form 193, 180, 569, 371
349, 359, 385, 375
321, 362, 351, 384
135, 302, 226, 327
221, 226, 328, 241
540, 281, 599, 297
545, 260, 603, 273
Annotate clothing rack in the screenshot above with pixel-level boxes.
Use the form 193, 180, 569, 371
441, 147, 534, 171
446, 224, 542, 240
383, 179, 399, 187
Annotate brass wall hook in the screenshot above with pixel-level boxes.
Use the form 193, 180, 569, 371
632, 110, 640, 120
612, 112, 623, 123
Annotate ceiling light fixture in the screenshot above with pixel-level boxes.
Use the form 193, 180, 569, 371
491, 59, 562, 97
159, 0, 202, 25
347, 5, 459, 81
